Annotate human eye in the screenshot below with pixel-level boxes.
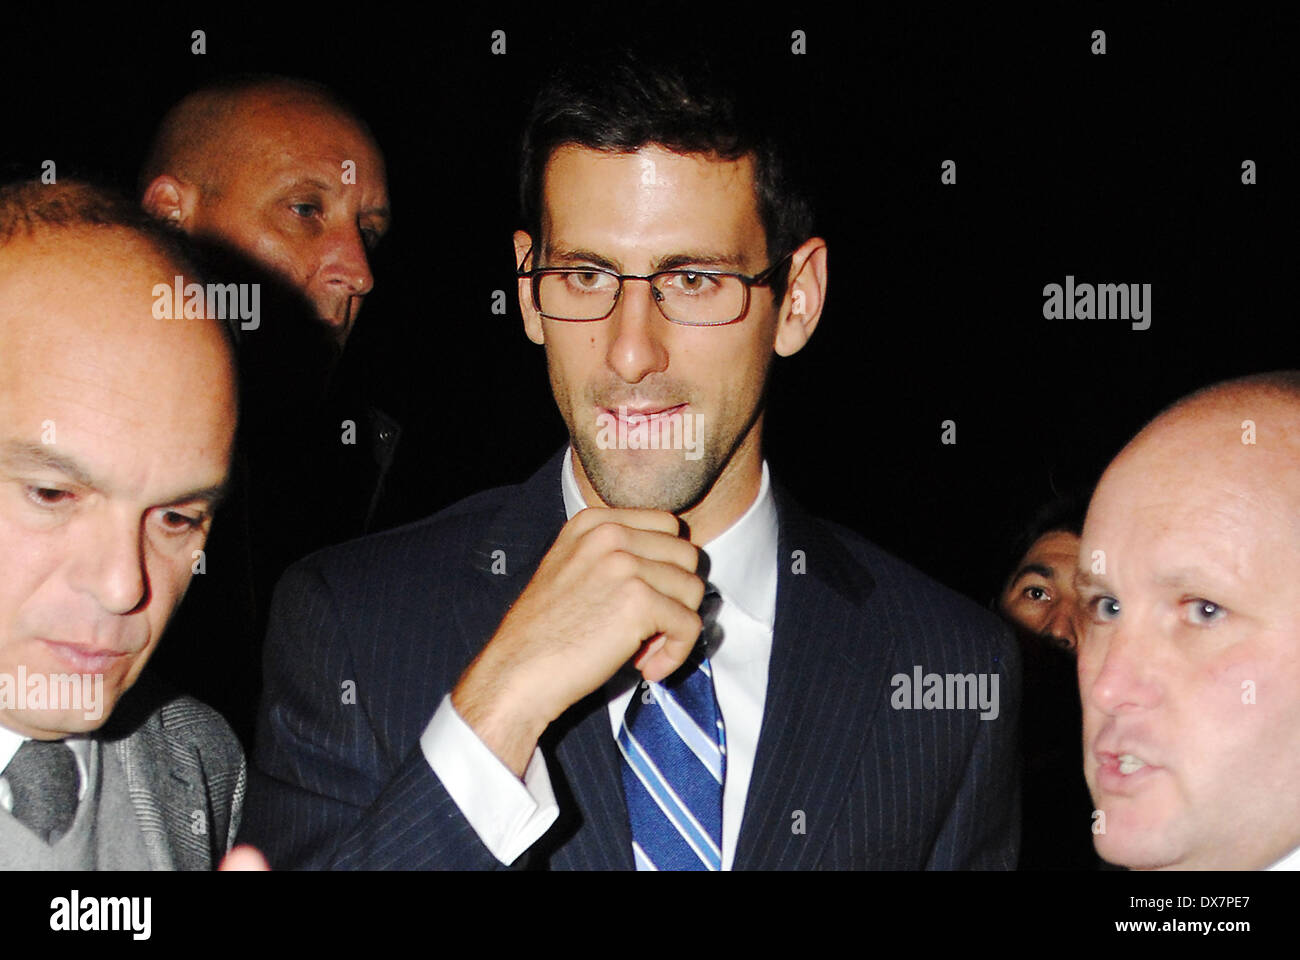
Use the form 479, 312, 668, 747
155, 508, 205, 536
564, 269, 616, 293
289, 200, 322, 219
1022, 584, 1051, 603
1085, 594, 1121, 623
666, 270, 723, 296
1182, 598, 1226, 626
25, 485, 74, 508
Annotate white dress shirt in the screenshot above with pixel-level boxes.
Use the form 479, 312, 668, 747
1267, 846, 1300, 870
0, 723, 91, 813
422, 447, 778, 868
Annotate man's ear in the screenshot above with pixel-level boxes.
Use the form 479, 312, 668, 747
141, 175, 201, 229
514, 229, 545, 345
773, 237, 829, 358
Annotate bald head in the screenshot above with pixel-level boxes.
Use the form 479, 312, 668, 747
1076, 372, 1300, 870
1123, 371, 1300, 470
141, 76, 390, 345
0, 179, 235, 739
140, 76, 372, 198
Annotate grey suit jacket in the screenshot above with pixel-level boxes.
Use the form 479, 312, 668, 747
99, 674, 246, 870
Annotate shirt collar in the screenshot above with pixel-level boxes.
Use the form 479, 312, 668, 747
560, 446, 778, 627
1267, 845, 1300, 870
0, 724, 23, 775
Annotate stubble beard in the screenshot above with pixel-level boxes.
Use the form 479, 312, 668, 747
571, 431, 724, 514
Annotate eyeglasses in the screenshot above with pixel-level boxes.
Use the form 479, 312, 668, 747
516, 247, 793, 326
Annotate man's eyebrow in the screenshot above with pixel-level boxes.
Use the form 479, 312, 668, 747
1010, 563, 1054, 585
543, 247, 620, 271
0, 441, 96, 487
1152, 567, 1236, 590
276, 175, 389, 209
1073, 568, 1108, 592
274, 174, 390, 230
0, 440, 228, 509
160, 482, 229, 511
277, 175, 335, 194
541, 247, 747, 273
652, 252, 747, 272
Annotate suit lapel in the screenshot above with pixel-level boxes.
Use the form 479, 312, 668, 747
451, 448, 633, 870
733, 487, 899, 870
102, 679, 223, 871
110, 715, 206, 870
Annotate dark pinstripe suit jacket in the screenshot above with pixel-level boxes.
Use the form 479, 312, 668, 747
240, 449, 1020, 869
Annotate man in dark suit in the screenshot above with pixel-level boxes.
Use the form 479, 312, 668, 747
242, 49, 1020, 870
0, 180, 246, 869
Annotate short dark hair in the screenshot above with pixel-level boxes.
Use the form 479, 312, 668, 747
519, 48, 814, 302
992, 488, 1091, 607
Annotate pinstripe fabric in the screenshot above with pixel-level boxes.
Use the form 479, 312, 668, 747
242, 448, 1020, 870
98, 674, 247, 869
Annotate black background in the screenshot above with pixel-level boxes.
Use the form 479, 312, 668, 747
3, 5, 1294, 696
0, 0, 1296, 929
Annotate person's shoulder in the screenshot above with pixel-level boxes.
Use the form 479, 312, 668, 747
290, 478, 522, 583
102, 672, 242, 766
801, 508, 1010, 645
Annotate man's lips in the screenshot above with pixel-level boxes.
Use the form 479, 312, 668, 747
1093, 747, 1164, 795
39, 639, 134, 672
602, 403, 687, 422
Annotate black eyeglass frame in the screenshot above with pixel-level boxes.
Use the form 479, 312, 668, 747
515, 246, 795, 326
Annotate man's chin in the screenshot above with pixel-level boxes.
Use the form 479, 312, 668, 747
577, 445, 714, 514
0, 706, 113, 739
1092, 810, 1194, 871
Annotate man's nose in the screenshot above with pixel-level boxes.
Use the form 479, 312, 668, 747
319, 224, 375, 298
1083, 621, 1159, 714
69, 511, 148, 616
1042, 602, 1080, 651
605, 279, 669, 383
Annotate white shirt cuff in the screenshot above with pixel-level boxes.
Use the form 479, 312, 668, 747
420, 693, 559, 865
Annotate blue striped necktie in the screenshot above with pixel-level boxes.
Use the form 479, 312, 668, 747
618, 593, 726, 871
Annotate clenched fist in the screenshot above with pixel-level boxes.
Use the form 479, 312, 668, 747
451, 507, 706, 776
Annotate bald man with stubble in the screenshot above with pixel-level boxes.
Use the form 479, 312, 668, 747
1076, 371, 1300, 870
141, 76, 390, 348
137, 78, 406, 741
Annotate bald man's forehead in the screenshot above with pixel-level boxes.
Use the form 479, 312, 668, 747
1116, 391, 1300, 481
1152, 390, 1300, 445
1, 224, 149, 272
0, 228, 230, 360
1090, 392, 1300, 572
0, 227, 185, 297
201, 97, 386, 201
227, 93, 381, 158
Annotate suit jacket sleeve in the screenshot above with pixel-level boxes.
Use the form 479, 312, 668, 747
925, 620, 1022, 869
238, 559, 506, 870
